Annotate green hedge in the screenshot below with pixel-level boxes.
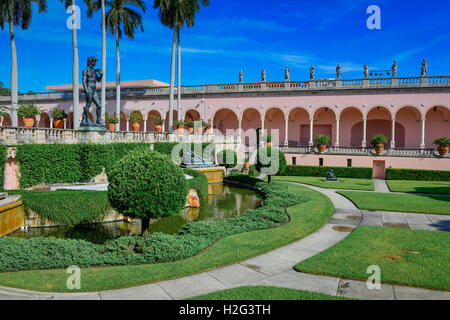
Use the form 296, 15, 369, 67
0, 174, 309, 272
153, 142, 215, 162
0, 145, 7, 188
183, 168, 209, 200
386, 168, 450, 181
282, 165, 373, 179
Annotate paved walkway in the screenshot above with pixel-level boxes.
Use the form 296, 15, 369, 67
0, 183, 449, 301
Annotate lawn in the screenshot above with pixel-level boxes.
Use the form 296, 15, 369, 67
295, 226, 450, 291
0, 183, 333, 293
273, 176, 374, 191
337, 191, 450, 215
387, 180, 450, 195
188, 286, 352, 300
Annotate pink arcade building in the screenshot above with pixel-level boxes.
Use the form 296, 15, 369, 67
0, 71, 449, 178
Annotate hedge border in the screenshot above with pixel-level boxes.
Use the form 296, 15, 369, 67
282, 165, 373, 179
386, 168, 450, 181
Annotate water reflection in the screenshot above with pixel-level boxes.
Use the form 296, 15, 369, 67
9, 184, 263, 244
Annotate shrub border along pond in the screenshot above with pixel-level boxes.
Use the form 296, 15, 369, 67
282, 165, 373, 179
0, 173, 309, 273
386, 168, 450, 182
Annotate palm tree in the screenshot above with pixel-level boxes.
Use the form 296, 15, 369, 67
154, 0, 209, 132
88, 0, 145, 131
85, 0, 107, 124
60, 0, 80, 129
0, 0, 47, 127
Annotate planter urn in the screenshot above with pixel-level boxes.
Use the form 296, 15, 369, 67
23, 117, 34, 128
131, 122, 140, 132
317, 144, 327, 153
54, 120, 64, 129
107, 123, 116, 131
438, 145, 449, 156
155, 125, 162, 133
375, 143, 385, 155
188, 127, 194, 134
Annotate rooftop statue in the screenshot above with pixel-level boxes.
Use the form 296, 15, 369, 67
285, 65, 290, 81
392, 61, 398, 77
336, 64, 342, 80
364, 64, 369, 79
261, 69, 266, 82
421, 59, 428, 77
81, 57, 105, 128
310, 65, 315, 81
239, 70, 243, 83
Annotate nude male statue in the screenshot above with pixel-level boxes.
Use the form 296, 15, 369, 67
81, 56, 105, 128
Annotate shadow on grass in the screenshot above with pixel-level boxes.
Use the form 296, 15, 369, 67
431, 219, 450, 232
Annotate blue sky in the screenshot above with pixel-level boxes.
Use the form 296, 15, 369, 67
1, 0, 450, 92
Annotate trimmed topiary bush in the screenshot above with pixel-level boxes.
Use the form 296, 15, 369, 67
256, 147, 287, 178
108, 149, 188, 233
183, 168, 209, 200
217, 149, 238, 169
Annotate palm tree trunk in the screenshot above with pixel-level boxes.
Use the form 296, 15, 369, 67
168, 27, 177, 132
177, 26, 181, 122
72, 1, 80, 130
115, 28, 121, 132
100, 0, 106, 123
9, 21, 18, 127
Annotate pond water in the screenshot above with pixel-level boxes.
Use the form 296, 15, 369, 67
9, 184, 263, 244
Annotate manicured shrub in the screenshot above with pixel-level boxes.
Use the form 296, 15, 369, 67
153, 142, 215, 163
386, 168, 450, 181
315, 134, 331, 146
108, 149, 188, 232
183, 168, 209, 200
217, 149, 238, 169
11, 190, 111, 227
282, 165, 373, 179
0, 144, 7, 188
256, 147, 287, 176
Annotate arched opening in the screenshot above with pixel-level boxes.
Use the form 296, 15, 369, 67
120, 112, 127, 131
213, 109, 238, 134
264, 108, 285, 146
425, 106, 450, 148
147, 110, 162, 132
2, 114, 12, 127
39, 112, 51, 128
340, 107, 363, 147
241, 108, 261, 146
184, 110, 201, 122
288, 108, 310, 146
396, 107, 422, 148
312, 107, 336, 145
165, 110, 179, 131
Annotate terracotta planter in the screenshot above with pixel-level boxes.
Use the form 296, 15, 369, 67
244, 161, 250, 169
23, 117, 35, 128
197, 127, 204, 134
131, 122, 140, 132
266, 142, 273, 147
177, 125, 185, 133
317, 144, 327, 153
54, 119, 64, 129
375, 143, 384, 155
107, 123, 116, 131
188, 127, 194, 134
155, 125, 162, 133
438, 146, 449, 156
205, 128, 212, 134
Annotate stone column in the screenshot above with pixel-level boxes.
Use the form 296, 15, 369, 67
335, 118, 340, 147
50, 117, 54, 129
362, 117, 367, 148
143, 120, 147, 132
420, 117, 426, 149
63, 119, 67, 129
284, 117, 289, 147
238, 119, 242, 137
126, 120, 130, 132
309, 118, 314, 147
162, 119, 166, 133
390, 118, 396, 149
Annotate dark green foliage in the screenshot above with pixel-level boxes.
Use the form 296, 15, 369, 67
283, 165, 373, 179
0, 173, 309, 272
0, 144, 7, 188
256, 147, 287, 176
153, 142, 215, 162
15, 143, 150, 188
183, 168, 209, 200
386, 168, 450, 181
217, 149, 237, 168
16, 144, 82, 188
11, 190, 111, 227
248, 165, 260, 178
108, 149, 188, 220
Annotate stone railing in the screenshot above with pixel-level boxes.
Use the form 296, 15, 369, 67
281, 146, 443, 158
0, 127, 241, 147
1, 75, 449, 102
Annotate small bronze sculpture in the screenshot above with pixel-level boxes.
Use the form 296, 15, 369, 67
326, 170, 338, 182
421, 59, 427, 77
81, 57, 105, 128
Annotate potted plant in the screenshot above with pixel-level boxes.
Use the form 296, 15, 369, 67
433, 137, 450, 156
264, 133, 273, 147
51, 107, 68, 129
175, 121, 185, 132
129, 112, 143, 132
185, 119, 195, 134
205, 122, 212, 134
197, 121, 207, 134
105, 114, 121, 131
315, 134, 331, 153
151, 115, 163, 133
371, 134, 388, 154
17, 102, 40, 127
243, 157, 250, 169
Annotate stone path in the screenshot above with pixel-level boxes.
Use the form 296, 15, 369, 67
0, 182, 449, 301
373, 179, 391, 193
